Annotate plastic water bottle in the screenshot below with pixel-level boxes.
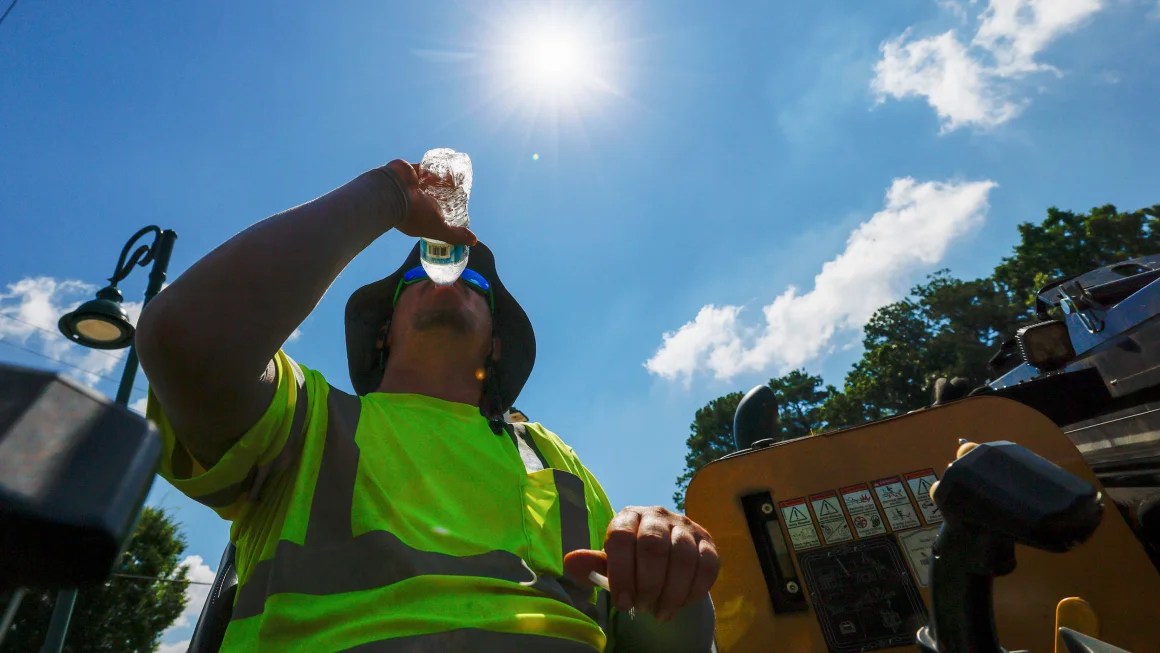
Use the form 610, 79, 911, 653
418, 148, 472, 285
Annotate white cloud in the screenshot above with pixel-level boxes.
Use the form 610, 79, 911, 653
974, 0, 1102, 75
0, 277, 143, 389
287, 327, 302, 343
641, 305, 742, 386
872, 0, 1103, 131
157, 554, 217, 650
130, 395, 149, 415
938, 0, 976, 22
646, 177, 997, 383
873, 30, 1022, 133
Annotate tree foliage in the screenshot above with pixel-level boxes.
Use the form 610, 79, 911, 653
676, 203, 1160, 504
769, 370, 831, 439
4, 507, 190, 653
819, 273, 1019, 428
673, 392, 742, 511
673, 370, 829, 509
994, 205, 1160, 312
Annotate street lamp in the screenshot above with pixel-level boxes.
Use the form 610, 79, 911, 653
58, 286, 134, 349
43, 225, 177, 653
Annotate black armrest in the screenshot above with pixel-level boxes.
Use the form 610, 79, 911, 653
187, 543, 238, 653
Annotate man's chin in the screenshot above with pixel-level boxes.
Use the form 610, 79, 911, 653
412, 308, 475, 335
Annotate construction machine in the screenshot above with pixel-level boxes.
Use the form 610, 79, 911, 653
685, 255, 1160, 651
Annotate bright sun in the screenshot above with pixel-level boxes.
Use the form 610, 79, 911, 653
518, 30, 593, 92
488, 6, 624, 118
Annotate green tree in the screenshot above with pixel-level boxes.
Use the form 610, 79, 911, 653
673, 370, 830, 510
673, 391, 742, 511
820, 204, 1159, 431
994, 205, 1160, 312
4, 507, 190, 653
819, 273, 1020, 429
769, 370, 831, 439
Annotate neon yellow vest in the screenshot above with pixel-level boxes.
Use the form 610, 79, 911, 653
150, 352, 616, 651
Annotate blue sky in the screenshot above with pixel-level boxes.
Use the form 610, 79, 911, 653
2, 1, 1158, 649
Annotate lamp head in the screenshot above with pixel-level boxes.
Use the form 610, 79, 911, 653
58, 286, 134, 350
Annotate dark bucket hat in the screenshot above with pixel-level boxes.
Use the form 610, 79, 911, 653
344, 241, 536, 412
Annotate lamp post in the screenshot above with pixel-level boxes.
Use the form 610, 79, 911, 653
44, 226, 177, 653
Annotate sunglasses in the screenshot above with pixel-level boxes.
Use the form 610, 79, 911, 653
393, 266, 496, 314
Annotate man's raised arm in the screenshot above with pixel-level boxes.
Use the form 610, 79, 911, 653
135, 161, 474, 468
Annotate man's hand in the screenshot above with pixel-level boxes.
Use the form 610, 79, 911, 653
382, 159, 477, 246
564, 506, 719, 622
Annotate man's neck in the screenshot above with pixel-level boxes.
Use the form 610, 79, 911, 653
377, 357, 484, 406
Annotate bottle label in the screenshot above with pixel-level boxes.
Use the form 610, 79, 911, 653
426, 243, 452, 260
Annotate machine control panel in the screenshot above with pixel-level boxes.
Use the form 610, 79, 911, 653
685, 397, 1160, 652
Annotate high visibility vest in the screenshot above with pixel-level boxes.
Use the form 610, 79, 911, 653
151, 352, 616, 651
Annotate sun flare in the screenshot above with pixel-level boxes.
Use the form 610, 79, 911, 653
517, 29, 593, 92
488, 5, 625, 118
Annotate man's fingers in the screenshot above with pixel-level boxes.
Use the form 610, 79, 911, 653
605, 509, 641, 613
634, 511, 673, 616
562, 549, 607, 590
442, 225, 478, 246
655, 526, 699, 621
386, 160, 418, 186
686, 537, 721, 605
422, 218, 476, 246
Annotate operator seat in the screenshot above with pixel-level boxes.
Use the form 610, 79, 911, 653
187, 543, 237, 653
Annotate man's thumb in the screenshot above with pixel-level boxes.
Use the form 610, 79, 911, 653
563, 549, 607, 589
437, 224, 477, 247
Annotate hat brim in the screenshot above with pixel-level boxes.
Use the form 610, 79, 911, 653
344, 241, 535, 411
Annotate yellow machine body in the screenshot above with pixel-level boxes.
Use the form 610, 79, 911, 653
685, 397, 1160, 652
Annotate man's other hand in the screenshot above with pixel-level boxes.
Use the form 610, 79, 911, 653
383, 159, 477, 246
564, 506, 719, 622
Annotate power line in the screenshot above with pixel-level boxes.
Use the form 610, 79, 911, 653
0, 313, 125, 361
0, 0, 17, 32
111, 573, 213, 587
0, 0, 18, 29
0, 338, 149, 397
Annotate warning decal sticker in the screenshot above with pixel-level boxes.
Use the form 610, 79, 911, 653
904, 468, 943, 525
898, 526, 940, 586
779, 497, 821, 550
840, 483, 887, 538
873, 476, 921, 531
810, 491, 853, 544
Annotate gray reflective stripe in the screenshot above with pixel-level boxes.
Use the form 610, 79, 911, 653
306, 386, 362, 544
287, 356, 305, 388
509, 422, 549, 472
191, 467, 258, 508
232, 529, 547, 620
553, 470, 590, 556
340, 629, 599, 652
247, 370, 311, 501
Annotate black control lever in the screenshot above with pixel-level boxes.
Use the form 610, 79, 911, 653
733, 385, 778, 451
916, 441, 1103, 653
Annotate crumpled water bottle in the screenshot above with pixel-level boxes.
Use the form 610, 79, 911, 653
418, 148, 472, 285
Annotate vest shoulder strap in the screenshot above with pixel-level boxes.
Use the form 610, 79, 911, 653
506, 421, 550, 473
